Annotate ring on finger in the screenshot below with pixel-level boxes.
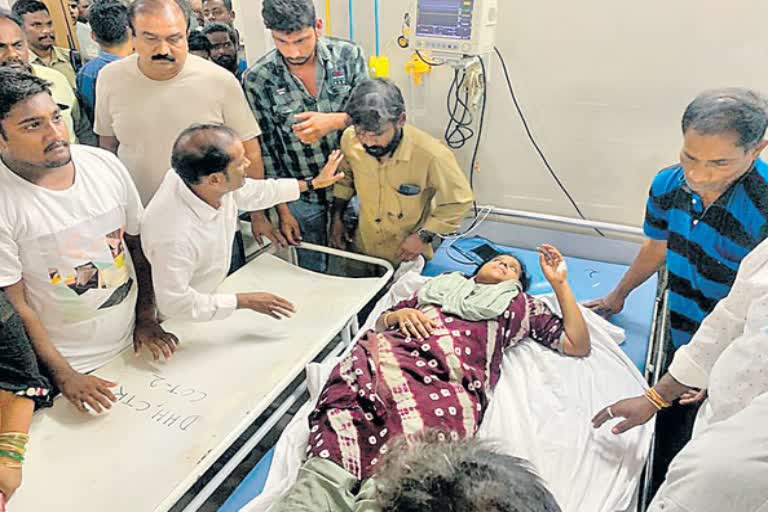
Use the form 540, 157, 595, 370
607, 406, 615, 419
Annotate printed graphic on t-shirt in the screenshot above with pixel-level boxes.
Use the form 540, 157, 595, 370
32, 208, 134, 323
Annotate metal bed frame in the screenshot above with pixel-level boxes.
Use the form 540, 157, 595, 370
182, 209, 669, 511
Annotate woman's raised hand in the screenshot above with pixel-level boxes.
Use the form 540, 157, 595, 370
538, 244, 568, 287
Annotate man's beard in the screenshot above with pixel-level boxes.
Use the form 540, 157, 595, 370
214, 55, 237, 73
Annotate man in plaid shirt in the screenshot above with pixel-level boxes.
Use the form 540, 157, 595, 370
243, 0, 367, 272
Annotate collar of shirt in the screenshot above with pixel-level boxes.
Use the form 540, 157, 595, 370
679, 163, 756, 215
97, 50, 121, 63
173, 171, 221, 222
351, 124, 416, 164
272, 37, 334, 98
30, 46, 70, 66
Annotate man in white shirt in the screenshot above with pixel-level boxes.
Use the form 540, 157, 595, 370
142, 124, 345, 322
94, 0, 263, 205
0, 68, 177, 415
592, 237, 768, 511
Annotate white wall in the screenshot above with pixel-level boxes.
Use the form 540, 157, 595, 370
237, 0, 768, 228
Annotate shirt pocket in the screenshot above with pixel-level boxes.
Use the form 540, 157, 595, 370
387, 186, 429, 226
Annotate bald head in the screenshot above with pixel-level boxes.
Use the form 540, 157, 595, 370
171, 124, 239, 185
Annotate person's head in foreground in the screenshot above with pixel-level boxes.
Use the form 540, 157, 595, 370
171, 123, 248, 194
345, 78, 407, 159
680, 88, 768, 199
0, 69, 71, 173
262, 0, 321, 67
375, 434, 562, 512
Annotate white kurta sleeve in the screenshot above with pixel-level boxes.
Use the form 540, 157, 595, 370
668, 241, 768, 389
233, 178, 300, 212
147, 239, 237, 322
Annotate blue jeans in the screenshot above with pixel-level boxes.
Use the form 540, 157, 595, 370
288, 199, 329, 273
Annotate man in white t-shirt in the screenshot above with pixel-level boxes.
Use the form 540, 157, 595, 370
94, 0, 264, 205
0, 69, 177, 415
142, 124, 345, 322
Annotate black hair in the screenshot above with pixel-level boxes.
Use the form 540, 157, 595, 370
345, 78, 407, 134
0, 8, 24, 28
202, 0, 232, 11
187, 30, 211, 54
0, 69, 52, 137
171, 123, 238, 185
128, 0, 190, 33
11, 0, 49, 18
262, 0, 315, 33
376, 434, 561, 512
201, 20, 235, 43
682, 88, 768, 150
471, 251, 531, 292
89, 0, 129, 46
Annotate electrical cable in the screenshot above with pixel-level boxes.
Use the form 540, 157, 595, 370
415, 49, 444, 67
493, 46, 605, 237
444, 69, 475, 149
468, 55, 488, 215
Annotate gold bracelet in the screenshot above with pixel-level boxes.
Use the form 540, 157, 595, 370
644, 388, 671, 410
648, 387, 671, 408
643, 393, 662, 411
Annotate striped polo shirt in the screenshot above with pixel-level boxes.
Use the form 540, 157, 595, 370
644, 158, 768, 348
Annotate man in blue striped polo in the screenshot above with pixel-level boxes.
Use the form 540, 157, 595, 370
586, 87, 768, 492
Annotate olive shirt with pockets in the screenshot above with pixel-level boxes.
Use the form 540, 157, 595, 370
334, 124, 474, 265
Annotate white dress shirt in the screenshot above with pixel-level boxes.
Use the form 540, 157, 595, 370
669, 236, 768, 424
141, 170, 299, 322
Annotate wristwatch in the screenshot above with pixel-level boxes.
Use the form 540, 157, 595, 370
417, 229, 435, 244
304, 177, 316, 192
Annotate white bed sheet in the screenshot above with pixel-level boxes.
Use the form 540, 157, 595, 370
243, 271, 653, 512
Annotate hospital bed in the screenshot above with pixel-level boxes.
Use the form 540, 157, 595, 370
218, 208, 668, 512
10, 246, 393, 512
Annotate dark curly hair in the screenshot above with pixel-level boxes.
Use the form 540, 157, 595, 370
375, 433, 561, 512
262, 0, 315, 33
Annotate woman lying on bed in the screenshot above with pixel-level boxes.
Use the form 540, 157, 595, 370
271, 244, 590, 511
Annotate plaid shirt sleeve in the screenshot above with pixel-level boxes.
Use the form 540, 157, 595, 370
244, 73, 288, 179
347, 45, 368, 89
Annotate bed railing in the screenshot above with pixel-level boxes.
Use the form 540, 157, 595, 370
479, 205, 645, 238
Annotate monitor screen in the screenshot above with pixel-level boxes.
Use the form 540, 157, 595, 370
415, 0, 475, 41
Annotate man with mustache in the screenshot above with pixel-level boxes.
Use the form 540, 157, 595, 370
330, 78, 473, 268
94, 0, 263, 209
12, 0, 78, 88
0, 68, 178, 416
242, 0, 368, 273
0, 9, 94, 145
201, 22, 244, 80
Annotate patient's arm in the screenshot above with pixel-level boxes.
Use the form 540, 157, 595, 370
539, 245, 590, 357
